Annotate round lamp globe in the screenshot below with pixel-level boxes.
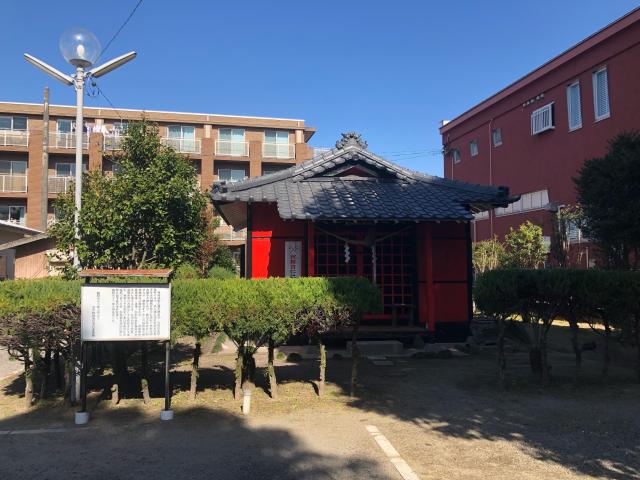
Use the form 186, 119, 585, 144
59, 28, 101, 68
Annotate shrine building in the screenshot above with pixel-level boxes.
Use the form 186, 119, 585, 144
211, 132, 516, 340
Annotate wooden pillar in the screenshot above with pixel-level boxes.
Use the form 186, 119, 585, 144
465, 221, 473, 326
306, 220, 315, 276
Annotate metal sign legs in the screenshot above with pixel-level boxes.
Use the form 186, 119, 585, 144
74, 341, 174, 425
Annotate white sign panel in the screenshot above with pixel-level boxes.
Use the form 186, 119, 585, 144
285, 240, 302, 278
81, 284, 171, 341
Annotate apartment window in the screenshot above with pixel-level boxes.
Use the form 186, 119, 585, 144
592, 67, 610, 121
112, 121, 128, 135
451, 148, 461, 164
473, 210, 489, 220
492, 128, 502, 147
262, 164, 290, 175
57, 119, 87, 133
469, 140, 478, 157
566, 81, 582, 131
167, 125, 195, 139
55, 162, 86, 177
218, 168, 246, 182
0, 116, 27, 131
0, 160, 27, 175
531, 103, 554, 135
264, 130, 291, 158
0, 206, 25, 225
218, 129, 247, 156
495, 189, 549, 216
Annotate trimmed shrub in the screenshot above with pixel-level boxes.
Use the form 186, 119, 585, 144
475, 269, 640, 387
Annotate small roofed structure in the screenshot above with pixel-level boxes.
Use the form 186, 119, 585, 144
211, 132, 516, 340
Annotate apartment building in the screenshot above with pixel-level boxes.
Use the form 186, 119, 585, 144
440, 7, 640, 266
0, 101, 315, 278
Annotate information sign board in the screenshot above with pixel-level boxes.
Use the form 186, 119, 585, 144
81, 283, 171, 341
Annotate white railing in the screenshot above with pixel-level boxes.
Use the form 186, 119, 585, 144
103, 134, 125, 151
48, 176, 73, 194
0, 175, 27, 193
161, 137, 201, 154
51, 132, 89, 149
0, 130, 29, 147
262, 142, 295, 159
215, 140, 249, 157
215, 224, 247, 241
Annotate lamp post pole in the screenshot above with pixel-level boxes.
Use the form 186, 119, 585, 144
73, 67, 85, 268
24, 28, 136, 270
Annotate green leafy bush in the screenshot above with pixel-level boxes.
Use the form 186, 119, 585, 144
207, 266, 236, 279
475, 269, 640, 386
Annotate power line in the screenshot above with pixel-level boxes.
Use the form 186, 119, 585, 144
98, 0, 143, 62
94, 84, 125, 120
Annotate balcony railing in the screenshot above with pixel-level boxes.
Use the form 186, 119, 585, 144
215, 224, 247, 241
0, 130, 29, 147
48, 176, 73, 194
0, 175, 27, 193
161, 137, 201, 154
215, 140, 249, 157
103, 134, 125, 151
262, 142, 295, 159
51, 132, 89, 149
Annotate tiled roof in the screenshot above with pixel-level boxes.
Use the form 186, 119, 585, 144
211, 133, 514, 226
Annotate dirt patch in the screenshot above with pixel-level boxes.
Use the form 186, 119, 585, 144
1, 324, 639, 479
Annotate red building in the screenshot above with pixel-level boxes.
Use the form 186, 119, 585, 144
211, 132, 513, 340
440, 7, 640, 266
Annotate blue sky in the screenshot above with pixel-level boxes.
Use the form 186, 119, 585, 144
1, 0, 638, 175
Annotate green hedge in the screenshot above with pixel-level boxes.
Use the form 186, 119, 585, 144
474, 269, 640, 386
0, 276, 381, 403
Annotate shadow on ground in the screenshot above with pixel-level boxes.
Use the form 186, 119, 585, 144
0, 404, 391, 479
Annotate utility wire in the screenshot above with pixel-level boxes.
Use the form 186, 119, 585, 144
97, 0, 143, 62
94, 84, 125, 121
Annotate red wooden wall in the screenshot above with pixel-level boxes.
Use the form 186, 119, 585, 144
249, 203, 305, 278
248, 202, 472, 337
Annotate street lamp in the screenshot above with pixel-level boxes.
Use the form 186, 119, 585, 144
24, 27, 136, 268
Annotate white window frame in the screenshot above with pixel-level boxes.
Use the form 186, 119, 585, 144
492, 128, 502, 147
0, 116, 28, 131
452, 148, 461, 164
531, 102, 555, 135
592, 66, 610, 122
0, 160, 27, 175
217, 168, 246, 183
0, 205, 26, 225
495, 189, 549, 217
469, 140, 478, 157
566, 81, 582, 131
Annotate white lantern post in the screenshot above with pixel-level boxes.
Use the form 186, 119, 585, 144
25, 28, 136, 268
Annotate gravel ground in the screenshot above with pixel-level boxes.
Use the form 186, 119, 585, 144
0, 324, 639, 479
0, 346, 19, 380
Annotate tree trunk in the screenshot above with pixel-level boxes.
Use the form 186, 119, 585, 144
141, 342, 150, 404
54, 349, 63, 391
602, 320, 611, 383
318, 337, 326, 397
234, 347, 243, 400
24, 349, 33, 408
529, 322, 543, 382
569, 316, 582, 383
39, 349, 51, 400
497, 318, 507, 390
189, 341, 201, 401
242, 351, 256, 388
267, 338, 278, 399
111, 383, 119, 406
540, 324, 550, 387
350, 322, 359, 398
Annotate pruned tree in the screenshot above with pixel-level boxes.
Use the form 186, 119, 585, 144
574, 131, 640, 269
